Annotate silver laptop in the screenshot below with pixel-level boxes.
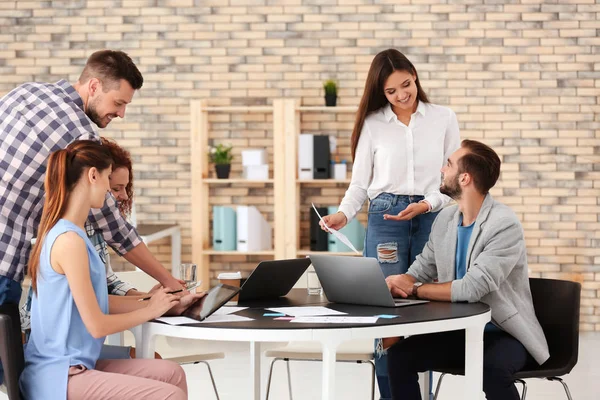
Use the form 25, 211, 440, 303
309, 254, 429, 308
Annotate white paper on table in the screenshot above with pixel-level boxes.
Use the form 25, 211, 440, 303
198, 314, 254, 324
212, 306, 248, 316
266, 306, 347, 317
156, 316, 199, 325
311, 203, 361, 254
290, 316, 379, 324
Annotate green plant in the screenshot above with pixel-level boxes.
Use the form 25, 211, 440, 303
209, 143, 233, 165
323, 79, 337, 97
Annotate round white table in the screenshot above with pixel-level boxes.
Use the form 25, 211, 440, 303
135, 290, 490, 400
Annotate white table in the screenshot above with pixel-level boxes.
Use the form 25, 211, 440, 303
136, 292, 490, 400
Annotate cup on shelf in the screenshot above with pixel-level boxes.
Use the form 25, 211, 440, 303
306, 267, 323, 296
179, 263, 197, 292
218, 271, 242, 303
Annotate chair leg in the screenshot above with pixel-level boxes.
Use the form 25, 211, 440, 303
515, 378, 527, 400
547, 377, 573, 400
285, 359, 293, 400
266, 358, 283, 400
365, 361, 376, 400
198, 361, 220, 400
433, 373, 447, 400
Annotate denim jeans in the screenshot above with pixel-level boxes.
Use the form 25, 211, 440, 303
0, 276, 23, 385
365, 193, 438, 400
387, 330, 531, 400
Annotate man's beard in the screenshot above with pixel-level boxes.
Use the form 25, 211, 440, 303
440, 173, 462, 200
86, 97, 105, 128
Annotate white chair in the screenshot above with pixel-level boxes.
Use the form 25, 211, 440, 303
264, 340, 376, 400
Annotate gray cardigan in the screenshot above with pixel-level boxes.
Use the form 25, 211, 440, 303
407, 194, 550, 365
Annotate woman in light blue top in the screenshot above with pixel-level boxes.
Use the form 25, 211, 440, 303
20, 140, 200, 400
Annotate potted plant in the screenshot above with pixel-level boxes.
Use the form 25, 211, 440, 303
209, 143, 233, 179
323, 79, 337, 107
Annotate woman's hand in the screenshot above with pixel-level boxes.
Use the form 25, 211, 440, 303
146, 287, 180, 319
383, 202, 429, 221
319, 211, 348, 231
165, 292, 207, 316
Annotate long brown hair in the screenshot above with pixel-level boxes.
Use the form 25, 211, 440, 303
29, 140, 113, 292
351, 49, 430, 159
101, 137, 134, 216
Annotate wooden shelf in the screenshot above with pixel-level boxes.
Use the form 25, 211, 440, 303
203, 178, 273, 184
191, 99, 361, 290
203, 106, 273, 112
202, 249, 275, 256
297, 250, 362, 257
297, 179, 351, 184
296, 106, 357, 112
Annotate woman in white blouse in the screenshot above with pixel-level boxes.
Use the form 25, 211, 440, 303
320, 49, 460, 399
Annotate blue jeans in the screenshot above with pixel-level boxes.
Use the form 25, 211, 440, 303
365, 193, 438, 400
0, 276, 23, 385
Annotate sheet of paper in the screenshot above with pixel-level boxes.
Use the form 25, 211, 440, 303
155, 314, 253, 325
198, 314, 254, 324
155, 316, 199, 325
311, 203, 361, 254
290, 316, 379, 324
266, 306, 347, 317
212, 306, 248, 316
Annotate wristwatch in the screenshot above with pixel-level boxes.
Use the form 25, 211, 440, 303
412, 282, 424, 297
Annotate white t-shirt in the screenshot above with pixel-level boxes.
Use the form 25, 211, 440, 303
338, 102, 461, 222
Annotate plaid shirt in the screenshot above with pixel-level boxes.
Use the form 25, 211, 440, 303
0, 79, 142, 283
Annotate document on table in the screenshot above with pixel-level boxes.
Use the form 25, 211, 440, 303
198, 314, 254, 324
212, 306, 248, 316
311, 203, 361, 254
290, 316, 379, 324
155, 314, 253, 325
266, 306, 347, 317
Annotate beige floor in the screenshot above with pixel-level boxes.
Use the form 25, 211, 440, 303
3, 332, 596, 399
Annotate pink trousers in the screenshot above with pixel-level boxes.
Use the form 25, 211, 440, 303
67, 359, 187, 400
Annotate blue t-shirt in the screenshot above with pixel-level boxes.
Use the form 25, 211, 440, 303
455, 214, 499, 332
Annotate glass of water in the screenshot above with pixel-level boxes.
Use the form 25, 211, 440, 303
179, 263, 197, 290
307, 268, 322, 296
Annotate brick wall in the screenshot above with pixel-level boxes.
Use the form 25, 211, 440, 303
0, 0, 598, 330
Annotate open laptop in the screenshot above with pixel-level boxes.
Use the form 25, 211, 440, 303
309, 254, 429, 308
238, 258, 312, 302
182, 283, 241, 322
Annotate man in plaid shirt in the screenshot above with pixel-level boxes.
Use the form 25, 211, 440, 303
0, 50, 182, 330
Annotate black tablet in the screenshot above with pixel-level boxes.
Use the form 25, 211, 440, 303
182, 284, 241, 321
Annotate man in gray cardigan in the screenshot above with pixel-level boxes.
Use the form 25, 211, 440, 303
384, 139, 549, 400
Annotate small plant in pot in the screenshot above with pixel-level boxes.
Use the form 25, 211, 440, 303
209, 144, 233, 179
323, 79, 338, 107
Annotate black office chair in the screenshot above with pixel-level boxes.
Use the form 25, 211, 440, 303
0, 302, 25, 400
433, 277, 581, 400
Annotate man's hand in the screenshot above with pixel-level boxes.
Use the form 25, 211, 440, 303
385, 274, 416, 298
165, 291, 207, 316
162, 275, 186, 291
148, 279, 186, 295
383, 202, 429, 221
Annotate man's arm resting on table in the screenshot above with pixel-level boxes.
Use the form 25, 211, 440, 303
123, 243, 183, 290
416, 282, 452, 302
387, 274, 452, 302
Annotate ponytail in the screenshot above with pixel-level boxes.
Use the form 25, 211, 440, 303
29, 140, 112, 293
